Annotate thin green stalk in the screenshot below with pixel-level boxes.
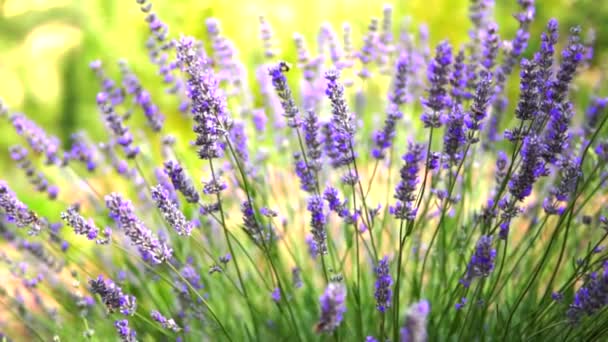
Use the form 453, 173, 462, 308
209, 158, 260, 341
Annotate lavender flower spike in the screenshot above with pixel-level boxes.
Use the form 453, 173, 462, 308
89, 275, 136, 315
163, 160, 200, 203
390, 142, 424, 220
115, 319, 137, 342
400, 299, 430, 342
567, 261, 608, 324
307, 195, 327, 256
0, 181, 44, 235
374, 256, 393, 313
461, 235, 496, 287
176, 36, 227, 160
151, 310, 181, 332
316, 283, 347, 333
105, 193, 172, 264
509, 135, 548, 201
268, 61, 300, 127
465, 71, 492, 142
325, 69, 356, 167
421, 40, 452, 128
96, 92, 140, 159
61, 205, 111, 244
151, 185, 194, 236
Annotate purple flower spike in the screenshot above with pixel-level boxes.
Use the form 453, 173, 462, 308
461, 235, 496, 288
325, 69, 356, 168
90, 275, 136, 315
421, 40, 452, 128
307, 195, 327, 257
374, 256, 393, 313
151, 185, 194, 236
151, 310, 181, 332
176, 36, 228, 160
400, 299, 431, 342
115, 319, 136, 342
0, 181, 44, 235
567, 262, 608, 323
316, 283, 347, 333
390, 143, 424, 220
105, 193, 173, 264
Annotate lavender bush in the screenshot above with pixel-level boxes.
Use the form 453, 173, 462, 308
1, 0, 607, 340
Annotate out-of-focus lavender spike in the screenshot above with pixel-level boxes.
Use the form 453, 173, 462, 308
268, 61, 301, 128
89, 275, 136, 315
566, 261, 608, 324
105, 193, 173, 264
68, 132, 98, 172
241, 200, 275, 245
372, 54, 408, 160
325, 69, 356, 168
154, 166, 179, 205
206, 19, 246, 96
372, 104, 402, 160
151, 185, 193, 236
119, 60, 165, 132
151, 310, 181, 332
256, 64, 285, 129
377, 4, 395, 72
9, 113, 62, 165
0, 181, 45, 235
582, 27, 596, 67
10, 146, 58, 200
357, 18, 379, 79
450, 48, 469, 104
229, 121, 250, 163
115, 319, 137, 342
340, 23, 355, 73
421, 41, 452, 128
176, 36, 230, 160
374, 256, 392, 312
259, 16, 277, 60
418, 24, 431, 64
315, 282, 346, 333
390, 142, 424, 220
499, 0, 535, 78
460, 235, 496, 287
90, 60, 125, 106
96, 92, 140, 159
320, 22, 342, 68
135, 0, 191, 113
584, 96, 608, 135
481, 23, 500, 72
400, 300, 430, 342
307, 195, 327, 256
251, 108, 268, 133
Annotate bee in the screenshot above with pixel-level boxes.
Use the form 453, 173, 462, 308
279, 61, 291, 72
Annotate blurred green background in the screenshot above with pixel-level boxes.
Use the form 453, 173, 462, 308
0, 0, 606, 157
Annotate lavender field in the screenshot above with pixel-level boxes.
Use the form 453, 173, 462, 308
0, 0, 607, 340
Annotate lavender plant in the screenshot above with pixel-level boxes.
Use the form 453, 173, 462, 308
1, 0, 608, 341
